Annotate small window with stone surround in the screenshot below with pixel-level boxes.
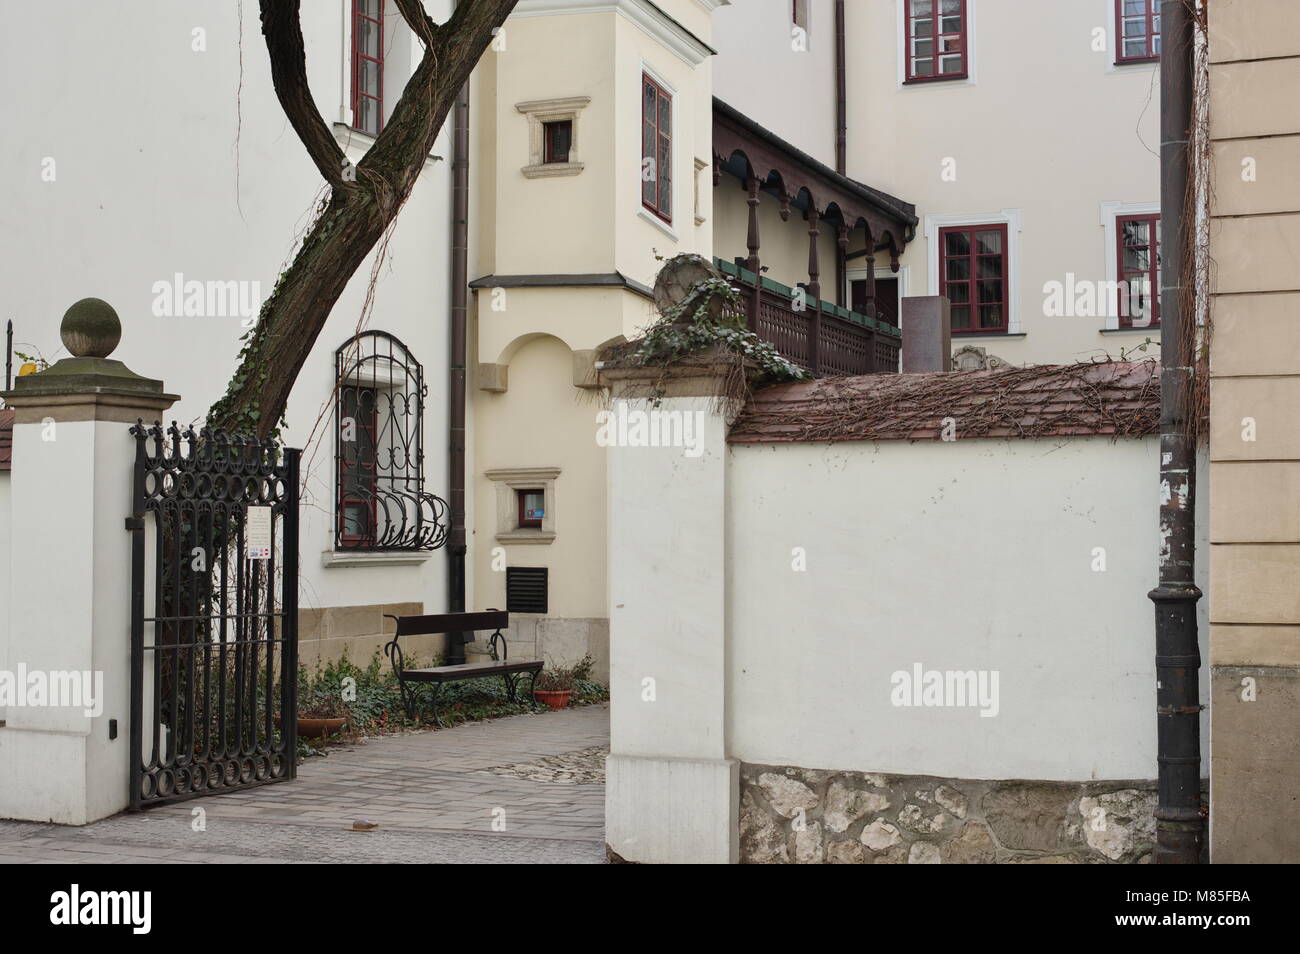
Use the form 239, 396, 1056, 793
517, 97, 590, 179
487, 467, 559, 545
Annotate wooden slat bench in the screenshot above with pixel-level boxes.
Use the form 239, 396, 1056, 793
382, 610, 542, 727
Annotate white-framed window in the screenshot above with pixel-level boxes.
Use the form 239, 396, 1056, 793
897, 0, 977, 89
1106, 0, 1162, 73
1100, 200, 1161, 330
923, 209, 1023, 334
340, 1, 416, 138
791, 0, 811, 41
637, 61, 679, 241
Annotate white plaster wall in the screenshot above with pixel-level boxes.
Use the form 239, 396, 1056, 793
711, 0, 1162, 365
0, 472, 9, 724
0, 1, 454, 621
846, 0, 1161, 365
712, 0, 838, 168
726, 436, 1210, 781
608, 396, 731, 760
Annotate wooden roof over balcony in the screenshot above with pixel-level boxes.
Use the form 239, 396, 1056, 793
713, 97, 918, 257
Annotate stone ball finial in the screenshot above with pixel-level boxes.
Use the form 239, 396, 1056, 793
60, 297, 122, 358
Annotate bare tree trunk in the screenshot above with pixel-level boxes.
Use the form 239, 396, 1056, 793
208, 0, 519, 436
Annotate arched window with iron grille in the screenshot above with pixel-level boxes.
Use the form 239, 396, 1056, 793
334, 331, 447, 551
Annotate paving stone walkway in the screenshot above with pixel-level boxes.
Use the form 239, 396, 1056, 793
0, 703, 609, 864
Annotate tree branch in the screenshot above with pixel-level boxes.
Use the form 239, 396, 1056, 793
392, 0, 439, 47
211, 0, 523, 437
259, 0, 347, 187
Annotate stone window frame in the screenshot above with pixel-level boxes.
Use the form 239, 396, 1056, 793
486, 466, 560, 545
517, 97, 590, 179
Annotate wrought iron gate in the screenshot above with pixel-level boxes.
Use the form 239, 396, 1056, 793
127, 423, 300, 808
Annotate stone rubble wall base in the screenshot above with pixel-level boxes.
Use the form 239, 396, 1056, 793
740, 762, 1172, 864
605, 754, 739, 864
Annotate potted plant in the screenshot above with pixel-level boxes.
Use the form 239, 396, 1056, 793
532, 655, 594, 711
276, 697, 349, 739
533, 667, 578, 710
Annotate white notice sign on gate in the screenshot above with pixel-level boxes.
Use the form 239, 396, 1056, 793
246, 505, 272, 560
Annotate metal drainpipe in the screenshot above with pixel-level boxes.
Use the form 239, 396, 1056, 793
834, 0, 847, 304
834, 0, 846, 175
447, 74, 471, 666
1149, 0, 1202, 864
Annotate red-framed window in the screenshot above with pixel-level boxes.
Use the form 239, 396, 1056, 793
351, 0, 384, 136
641, 73, 672, 223
1117, 215, 1161, 328
543, 120, 572, 164
1116, 0, 1160, 64
939, 223, 1009, 334
338, 386, 379, 546
517, 489, 545, 529
904, 0, 968, 82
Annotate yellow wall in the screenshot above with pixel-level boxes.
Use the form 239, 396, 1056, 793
1206, 0, 1300, 864
473, 334, 608, 619
465, 1, 719, 664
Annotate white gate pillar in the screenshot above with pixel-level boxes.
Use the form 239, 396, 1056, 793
602, 357, 740, 864
0, 298, 177, 824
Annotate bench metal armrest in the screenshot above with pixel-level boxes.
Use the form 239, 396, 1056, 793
383, 614, 406, 673
487, 628, 508, 662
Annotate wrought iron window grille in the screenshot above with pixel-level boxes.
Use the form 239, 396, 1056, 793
334, 331, 447, 552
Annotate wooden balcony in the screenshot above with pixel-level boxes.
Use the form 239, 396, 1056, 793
716, 259, 901, 376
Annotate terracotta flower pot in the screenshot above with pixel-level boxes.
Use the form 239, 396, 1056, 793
275, 715, 347, 739
533, 689, 573, 711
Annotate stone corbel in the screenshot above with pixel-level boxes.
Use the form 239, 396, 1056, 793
478, 362, 509, 393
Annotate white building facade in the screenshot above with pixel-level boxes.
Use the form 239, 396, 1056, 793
0, 1, 457, 668
712, 0, 1163, 366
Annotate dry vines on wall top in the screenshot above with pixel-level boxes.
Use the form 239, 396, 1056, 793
729, 360, 1164, 445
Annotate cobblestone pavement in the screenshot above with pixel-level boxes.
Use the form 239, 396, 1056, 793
481, 745, 608, 784
0, 704, 609, 864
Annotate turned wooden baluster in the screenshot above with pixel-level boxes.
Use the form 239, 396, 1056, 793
745, 175, 761, 332
807, 206, 822, 375
863, 235, 877, 323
